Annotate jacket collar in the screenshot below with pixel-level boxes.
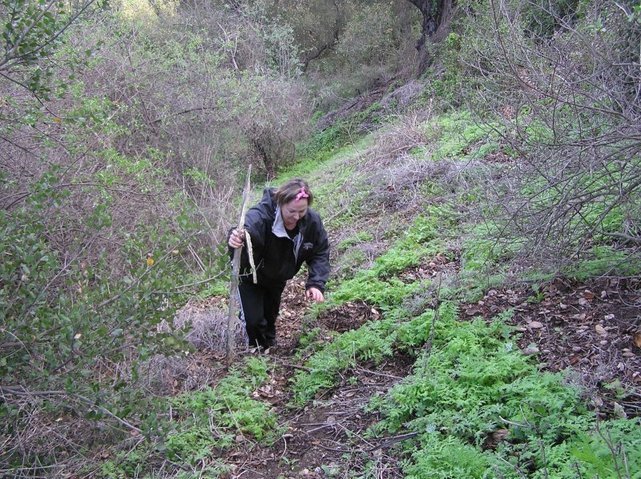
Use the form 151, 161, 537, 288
272, 207, 289, 238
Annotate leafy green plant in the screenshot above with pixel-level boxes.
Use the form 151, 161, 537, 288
160, 357, 279, 466
290, 317, 397, 405
426, 111, 496, 161
564, 245, 641, 280
366, 305, 641, 478
567, 419, 641, 479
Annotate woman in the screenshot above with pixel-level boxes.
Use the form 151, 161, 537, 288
228, 178, 330, 350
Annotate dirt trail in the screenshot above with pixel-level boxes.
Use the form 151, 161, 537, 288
222, 276, 412, 478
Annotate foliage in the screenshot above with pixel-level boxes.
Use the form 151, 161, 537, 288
165, 357, 279, 464
425, 31, 463, 105
425, 111, 497, 161
367, 309, 640, 478
0, 60, 226, 473
4, 0, 641, 477
454, 0, 641, 273
331, 210, 447, 301
0, 0, 101, 96
567, 419, 641, 479
301, 0, 420, 108
290, 317, 397, 405
291, 211, 452, 405
458, 222, 521, 299
562, 245, 641, 280
98, 357, 278, 476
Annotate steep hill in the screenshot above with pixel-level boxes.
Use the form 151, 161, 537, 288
149, 111, 641, 478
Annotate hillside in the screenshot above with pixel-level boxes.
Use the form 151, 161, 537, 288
117, 114, 641, 478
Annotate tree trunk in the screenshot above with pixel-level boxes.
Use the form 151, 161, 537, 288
406, 0, 454, 72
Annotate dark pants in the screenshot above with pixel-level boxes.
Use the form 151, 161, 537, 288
239, 281, 286, 348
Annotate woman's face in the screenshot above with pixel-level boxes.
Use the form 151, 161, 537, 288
281, 198, 308, 229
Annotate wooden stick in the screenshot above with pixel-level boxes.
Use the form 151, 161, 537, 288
245, 232, 257, 284
227, 165, 252, 361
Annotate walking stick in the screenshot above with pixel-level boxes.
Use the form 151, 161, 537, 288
227, 165, 252, 361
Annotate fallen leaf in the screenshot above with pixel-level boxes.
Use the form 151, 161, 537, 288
527, 321, 544, 329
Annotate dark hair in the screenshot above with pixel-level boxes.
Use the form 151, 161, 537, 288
273, 178, 314, 206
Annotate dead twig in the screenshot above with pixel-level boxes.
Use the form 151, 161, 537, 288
0, 385, 142, 434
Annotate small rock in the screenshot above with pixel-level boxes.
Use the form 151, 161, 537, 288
527, 321, 544, 329
595, 324, 607, 336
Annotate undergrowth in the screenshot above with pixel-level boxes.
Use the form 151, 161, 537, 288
368, 309, 641, 478
290, 209, 453, 405
99, 357, 280, 478
283, 108, 641, 477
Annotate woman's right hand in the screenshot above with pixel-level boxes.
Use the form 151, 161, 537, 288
228, 229, 245, 249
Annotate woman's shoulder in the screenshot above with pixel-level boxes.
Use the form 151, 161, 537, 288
304, 208, 327, 231
305, 207, 323, 221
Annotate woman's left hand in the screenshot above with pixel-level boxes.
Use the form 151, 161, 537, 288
306, 287, 325, 302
